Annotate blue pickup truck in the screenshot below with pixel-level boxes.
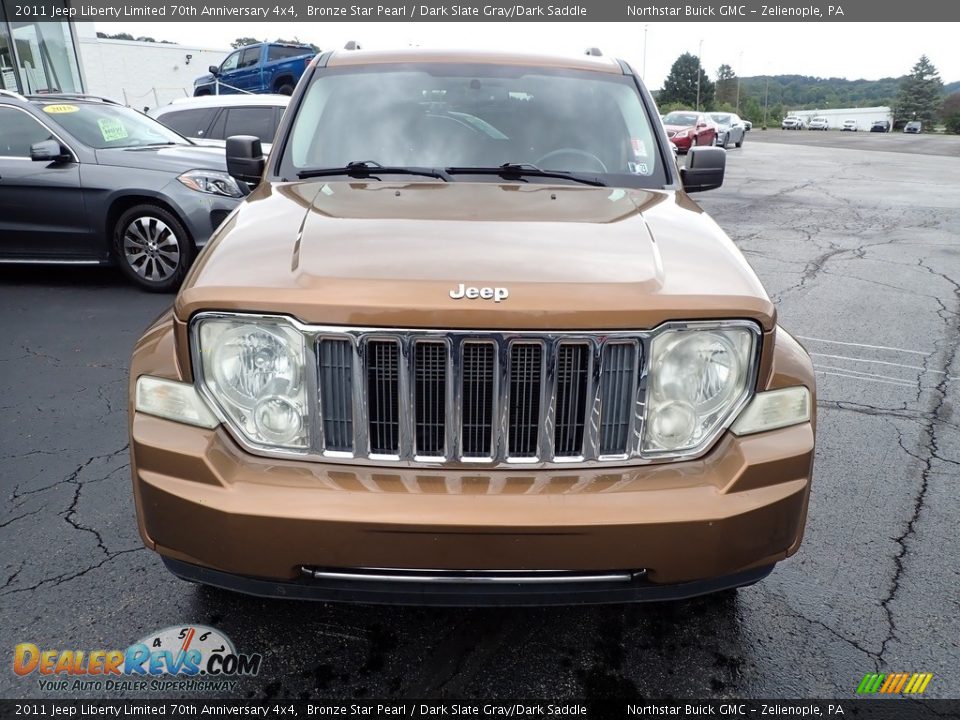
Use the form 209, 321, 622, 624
194, 42, 315, 96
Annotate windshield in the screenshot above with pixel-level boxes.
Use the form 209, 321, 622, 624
39, 102, 188, 149
663, 112, 699, 126
709, 113, 732, 126
281, 64, 666, 187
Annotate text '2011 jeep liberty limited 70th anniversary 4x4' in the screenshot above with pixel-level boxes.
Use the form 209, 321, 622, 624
129, 48, 815, 605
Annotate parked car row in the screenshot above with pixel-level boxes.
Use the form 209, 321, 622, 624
781, 115, 921, 133
661, 110, 748, 152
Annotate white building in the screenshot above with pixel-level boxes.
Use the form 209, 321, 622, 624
788, 106, 894, 129
74, 23, 229, 111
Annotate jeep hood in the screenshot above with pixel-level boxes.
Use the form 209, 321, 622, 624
177, 181, 775, 331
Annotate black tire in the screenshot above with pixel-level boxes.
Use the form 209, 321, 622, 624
113, 204, 194, 293
276, 83, 295, 96
735, 136, 743, 148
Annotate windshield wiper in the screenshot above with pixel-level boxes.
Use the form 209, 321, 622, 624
445, 163, 606, 187
297, 160, 450, 181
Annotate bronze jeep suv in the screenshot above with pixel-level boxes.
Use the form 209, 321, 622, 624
128, 48, 815, 605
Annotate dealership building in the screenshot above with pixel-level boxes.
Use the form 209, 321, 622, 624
0, 2, 85, 95
1, 2, 229, 110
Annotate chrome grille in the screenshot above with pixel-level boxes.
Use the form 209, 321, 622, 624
308, 330, 650, 467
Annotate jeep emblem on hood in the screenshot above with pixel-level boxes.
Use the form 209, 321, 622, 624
449, 284, 509, 303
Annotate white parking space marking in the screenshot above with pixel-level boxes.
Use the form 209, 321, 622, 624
814, 370, 917, 388
796, 335, 930, 356
810, 353, 945, 375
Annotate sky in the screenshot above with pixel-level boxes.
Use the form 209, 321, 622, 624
94, 22, 960, 89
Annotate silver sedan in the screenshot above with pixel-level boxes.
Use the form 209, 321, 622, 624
711, 113, 747, 148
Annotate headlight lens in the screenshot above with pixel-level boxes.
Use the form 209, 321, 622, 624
643, 326, 755, 454
177, 169, 244, 198
197, 317, 308, 448
675, 130, 689, 138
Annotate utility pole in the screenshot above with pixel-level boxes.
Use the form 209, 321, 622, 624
642, 25, 649, 82
696, 38, 704, 111
736, 51, 743, 113
763, 75, 769, 129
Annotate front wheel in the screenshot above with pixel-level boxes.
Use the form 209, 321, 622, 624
276, 84, 294, 96
114, 204, 193, 292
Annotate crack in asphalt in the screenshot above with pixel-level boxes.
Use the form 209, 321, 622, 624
0, 546, 144, 598
876, 260, 960, 663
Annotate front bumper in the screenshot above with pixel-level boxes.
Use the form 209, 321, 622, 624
132, 411, 813, 601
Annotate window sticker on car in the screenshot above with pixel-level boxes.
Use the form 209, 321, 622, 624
628, 161, 650, 175
98, 118, 129, 143
631, 138, 648, 157
42, 104, 79, 114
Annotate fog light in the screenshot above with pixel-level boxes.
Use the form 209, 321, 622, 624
135, 376, 219, 429
253, 396, 303, 444
731, 387, 810, 436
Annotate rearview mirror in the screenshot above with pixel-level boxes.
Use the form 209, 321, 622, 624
226, 135, 265, 186
680, 146, 725, 193
208, 65, 220, 76
30, 139, 69, 162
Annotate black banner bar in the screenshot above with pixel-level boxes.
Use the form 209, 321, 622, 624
1, 699, 959, 718
4, 0, 960, 22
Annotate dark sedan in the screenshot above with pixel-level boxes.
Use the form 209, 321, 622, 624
0, 91, 243, 291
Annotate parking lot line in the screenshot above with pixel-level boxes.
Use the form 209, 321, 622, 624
797, 335, 929, 356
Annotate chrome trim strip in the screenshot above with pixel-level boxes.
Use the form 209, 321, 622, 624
0, 258, 101, 265
301, 567, 640, 585
189, 315, 763, 470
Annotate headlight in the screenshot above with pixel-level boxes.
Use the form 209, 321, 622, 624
195, 316, 308, 449
642, 325, 756, 455
177, 169, 244, 198
675, 130, 689, 138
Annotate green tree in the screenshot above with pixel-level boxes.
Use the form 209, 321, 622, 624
895, 55, 943, 130
231, 37, 261, 49
660, 52, 715, 110
715, 64, 737, 106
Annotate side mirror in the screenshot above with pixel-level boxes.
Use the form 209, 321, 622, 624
680, 146, 725, 193
226, 135, 265, 186
208, 65, 220, 76
30, 139, 69, 162
697, 123, 707, 129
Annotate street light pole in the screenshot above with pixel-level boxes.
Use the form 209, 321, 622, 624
642, 25, 649, 82
696, 39, 703, 111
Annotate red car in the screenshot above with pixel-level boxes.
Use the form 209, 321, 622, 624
662, 111, 718, 153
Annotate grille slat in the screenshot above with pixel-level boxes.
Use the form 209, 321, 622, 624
508, 343, 542, 457
367, 340, 400, 455
598, 343, 637, 456
319, 339, 354, 452
414, 342, 446, 457
310, 330, 671, 466
554, 344, 589, 457
461, 343, 495, 458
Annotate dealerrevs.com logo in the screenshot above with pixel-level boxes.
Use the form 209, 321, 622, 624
13, 625, 262, 693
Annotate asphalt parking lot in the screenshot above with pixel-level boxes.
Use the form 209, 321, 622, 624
2, 133, 959, 701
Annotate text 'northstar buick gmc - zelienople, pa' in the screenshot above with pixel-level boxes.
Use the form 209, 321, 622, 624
129, 47, 816, 605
